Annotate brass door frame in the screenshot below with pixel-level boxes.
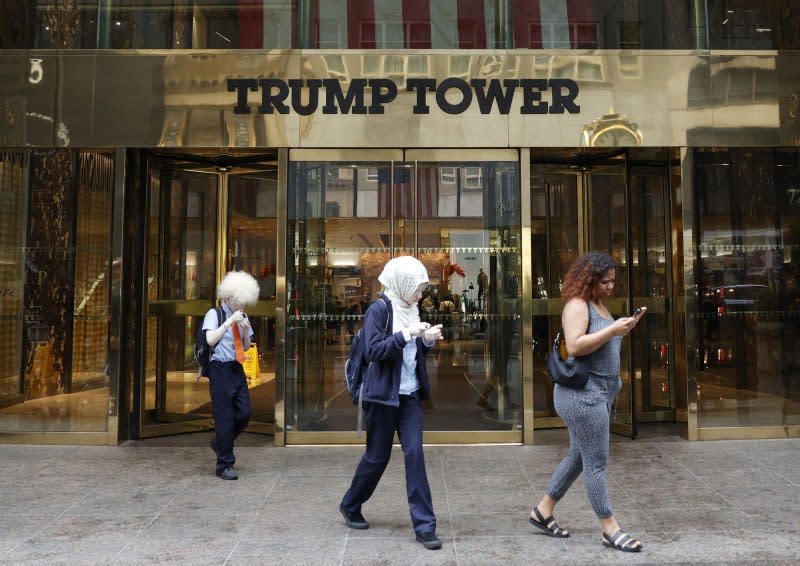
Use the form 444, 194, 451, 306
285, 148, 523, 445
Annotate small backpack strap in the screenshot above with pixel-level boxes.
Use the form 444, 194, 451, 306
379, 294, 392, 334
211, 306, 224, 354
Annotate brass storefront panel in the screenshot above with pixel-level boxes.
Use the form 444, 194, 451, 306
1, 51, 796, 149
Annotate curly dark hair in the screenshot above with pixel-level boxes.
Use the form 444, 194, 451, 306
560, 251, 617, 302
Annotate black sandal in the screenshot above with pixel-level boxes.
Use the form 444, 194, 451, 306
602, 529, 642, 552
528, 507, 569, 538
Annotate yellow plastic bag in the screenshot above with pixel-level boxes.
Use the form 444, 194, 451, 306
242, 343, 260, 384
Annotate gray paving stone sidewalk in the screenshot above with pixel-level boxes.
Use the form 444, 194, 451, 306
1, 429, 799, 565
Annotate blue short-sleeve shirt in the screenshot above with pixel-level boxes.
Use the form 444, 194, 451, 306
202, 303, 254, 363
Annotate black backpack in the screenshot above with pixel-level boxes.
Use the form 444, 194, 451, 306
194, 307, 223, 378
344, 296, 391, 435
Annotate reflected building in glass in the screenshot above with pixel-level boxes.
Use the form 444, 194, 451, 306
0, 0, 798, 445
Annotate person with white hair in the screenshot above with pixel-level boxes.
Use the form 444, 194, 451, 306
202, 271, 260, 480
339, 256, 445, 550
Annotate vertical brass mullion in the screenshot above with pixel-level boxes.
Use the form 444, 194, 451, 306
577, 173, 587, 254
390, 159, 395, 255
216, 172, 228, 285
680, 148, 698, 440
519, 148, 534, 445
663, 154, 677, 412
107, 148, 126, 444
624, 151, 637, 439
275, 148, 288, 446
413, 160, 418, 252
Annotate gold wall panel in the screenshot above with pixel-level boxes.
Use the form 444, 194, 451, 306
0, 51, 797, 148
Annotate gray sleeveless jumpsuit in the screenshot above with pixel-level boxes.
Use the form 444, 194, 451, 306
545, 303, 623, 519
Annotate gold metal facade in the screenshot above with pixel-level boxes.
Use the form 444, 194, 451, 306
0, 51, 798, 149
0, 51, 799, 445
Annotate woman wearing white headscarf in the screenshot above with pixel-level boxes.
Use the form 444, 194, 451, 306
339, 256, 444, 550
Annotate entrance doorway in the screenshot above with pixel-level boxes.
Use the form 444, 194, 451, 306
285, 149, 522, 443
529, 149, 678, 438
136, 151, 278, 438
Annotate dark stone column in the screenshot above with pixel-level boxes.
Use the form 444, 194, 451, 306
23, 149, 78, 399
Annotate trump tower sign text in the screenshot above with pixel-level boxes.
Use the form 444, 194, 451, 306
227, 77, 581, 116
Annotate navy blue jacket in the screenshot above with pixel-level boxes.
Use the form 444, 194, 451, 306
361, 293, 433, 406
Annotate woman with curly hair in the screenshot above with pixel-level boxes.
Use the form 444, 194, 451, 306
528, 251, 645, 552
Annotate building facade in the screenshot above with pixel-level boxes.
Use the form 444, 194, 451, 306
0, 0, 799, 445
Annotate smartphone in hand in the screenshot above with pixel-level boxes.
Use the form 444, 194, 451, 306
632, 306, 646, 317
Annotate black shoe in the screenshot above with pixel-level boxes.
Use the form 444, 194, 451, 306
416, 531, 442, 550
216, 467, 238, 480
339, 504, 369, 529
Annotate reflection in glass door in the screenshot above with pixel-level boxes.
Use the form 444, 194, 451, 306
225, 169, 279, 433
139, 156, 277, 437
629, 153, 677, 422
285, 150, 521, 442
530, 150, 676, 438
585, 161, 635, 435
141, 162, 218, 435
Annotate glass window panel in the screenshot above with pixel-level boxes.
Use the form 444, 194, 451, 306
417, 162, 522, 431
142, 164, 218, 431
19, 1, 749, 50
695, 148, 800, 427
286, 159, 521, 433
228, 170, 278, 424
0, 153, 28, 430
33, 1, 99, 48
286, 161, 392, 432
708, 0, 777, 49
0, 150, 114, 433
27, 0, 299, 49
512, 0, 704, 50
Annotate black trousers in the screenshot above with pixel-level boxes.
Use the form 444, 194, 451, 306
208, 361, 251, 472
341, 392, 436, 534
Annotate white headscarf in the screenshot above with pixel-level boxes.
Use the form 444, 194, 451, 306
378, 256, 429, 332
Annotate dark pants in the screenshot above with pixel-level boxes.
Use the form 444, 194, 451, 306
208, 361, 251, 472
341, 392, 436, 534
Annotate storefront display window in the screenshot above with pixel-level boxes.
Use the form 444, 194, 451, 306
0, 150, 114, 434
694, 148, 800, 428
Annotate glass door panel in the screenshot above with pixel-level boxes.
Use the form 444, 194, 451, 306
286, 154, 399, 432
629, 154, 675, 419
142, 162, 218, 436
227, 169, 278, 431
530, 154, 643, 437
530, 169, 580, 422
414, 160, 522, 431
585, 163, 634, 436
286, 150, 521, 439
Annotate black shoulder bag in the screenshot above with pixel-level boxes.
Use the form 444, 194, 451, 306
546, 303, 590, 389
